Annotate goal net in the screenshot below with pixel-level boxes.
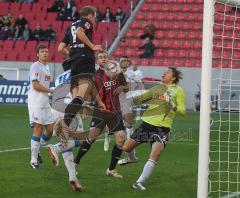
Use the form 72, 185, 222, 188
208, 0, 240, 197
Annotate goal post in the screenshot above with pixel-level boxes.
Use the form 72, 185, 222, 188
198, 0, 240, 197
197, 0, 214, 197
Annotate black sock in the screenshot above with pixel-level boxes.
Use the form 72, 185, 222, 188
64, 96, 83, 126
109, 144, 123, 171
74, 138, 91, 165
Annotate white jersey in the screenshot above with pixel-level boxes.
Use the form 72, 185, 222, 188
125, 68, 144, 83
28, 61, 51, 108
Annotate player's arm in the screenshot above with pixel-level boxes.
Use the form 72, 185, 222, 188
58, 42, 69, 57
174, 87, 186, 115
32, 80, 53, 93
76, 27, 102, 51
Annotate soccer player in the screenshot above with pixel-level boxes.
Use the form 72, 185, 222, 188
73, 51, 128, 178
122, 67, 186, 190
56, 5, 105, 140
27, 45, 54, 169
47, 70, 84, 191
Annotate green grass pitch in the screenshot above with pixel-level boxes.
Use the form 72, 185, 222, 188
0, 105, 200, 198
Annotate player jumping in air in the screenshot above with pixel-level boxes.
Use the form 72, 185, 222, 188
56, 5, 105, 142
27, 45, 54, 169
122, 67, 186, 190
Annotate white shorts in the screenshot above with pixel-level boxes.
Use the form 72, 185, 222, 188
51, 108, 83, 132
119, 92, 133, 116
28, 106, 54, 126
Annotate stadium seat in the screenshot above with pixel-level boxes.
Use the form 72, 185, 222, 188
113, 48, 124, 57
189, 50, 201, 58
25, 41, 37, 52
166, 31, 175, 39
166, 49, 176, 58
139, 58, 149, 65
183, 59, 193, 67
155, 31, 165, 39
14, 40, 26, 52
129, 39, 139, 48
177, 50, 186, 58
146, 12, 155, 21
172, 40, 181, 49
3, 40, 14, 51
0, 52, 7, 61
156, 12, 165, 20
182, 40, 192, 49
155, 49, 164, 58
8, 51, 19, 61
193, 40, 202, 49
149, 58, 161, 66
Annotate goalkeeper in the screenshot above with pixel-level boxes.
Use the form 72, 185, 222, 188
122, 67, 186, 190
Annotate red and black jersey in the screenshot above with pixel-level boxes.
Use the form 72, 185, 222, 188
95, 68, 127, 113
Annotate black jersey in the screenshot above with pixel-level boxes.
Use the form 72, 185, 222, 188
61, 17, 93, 57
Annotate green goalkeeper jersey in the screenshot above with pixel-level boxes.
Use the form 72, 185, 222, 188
134, 84, 186, 128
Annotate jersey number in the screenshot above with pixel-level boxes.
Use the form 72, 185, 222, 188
71, 26, 77, 43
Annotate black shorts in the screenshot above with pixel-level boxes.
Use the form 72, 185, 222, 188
90, 109, 125, 134
69, 52, 95, 90
130, 121, 170, 146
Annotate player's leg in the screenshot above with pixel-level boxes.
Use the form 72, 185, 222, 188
106, 130, 125, 178
133, 142, 164, 190
74, 127, 101, 164
118, 112, 138, 165
41, 123, 53, 145
62, 149, 83, 192
30, 122, 43, 168
133, 126, 170, 190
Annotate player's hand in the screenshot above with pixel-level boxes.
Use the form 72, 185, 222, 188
113, 86, 124, 96
92, 45, 103, 51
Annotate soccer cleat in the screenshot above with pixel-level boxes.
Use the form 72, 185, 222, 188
47, 144, 59, 167
70, 179, 83, 192
104, 133, 110, 151
133, 182, 146, 190
54, 118, 69, 148
106, 168, 123, 178
117, 158, 137, 166
30, 162, 39, 169
37, 152, 43, 164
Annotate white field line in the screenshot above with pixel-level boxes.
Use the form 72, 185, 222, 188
221, 192, 240, 198
0, 139, 238, 154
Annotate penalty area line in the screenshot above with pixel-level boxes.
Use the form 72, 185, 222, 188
221, 192, 240, 198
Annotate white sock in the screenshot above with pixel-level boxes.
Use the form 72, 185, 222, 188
126, 126, 133, 139
53, 140, 75, 153
128, 149, 137, 160
137, 159, 157, 183
62, 151, 77, 181
30, 137, 41, 163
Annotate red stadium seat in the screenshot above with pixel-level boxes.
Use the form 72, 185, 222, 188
189, 50, 200, 58
113, 48, 124, 57
182, 40, 192, 49
0, 52, 7, 61
125, 48, 135, 57
177, 50, 186, 58
146, 12, 155, 21
25, 41, 37, 52
155, 30, 165, 39
166, 31, 176, 39
3, 40, 15, 51
8, 51, 19, 61
172, 59, 183, 66
135, 12, 145, 20
14, 40, 26, 52
139, 58, 149, 65
129, 39, 139, 48
156, 12, 165, 20
193, 40, 202, 49
172, 40, 181, 49
161, 40, 171, 48
166, 49, 176, 58
149, 58, 161, 66
155, 49, 164, 58
18, 53, 29, 61
166, 12, 175, 21
183, 60, 193, 67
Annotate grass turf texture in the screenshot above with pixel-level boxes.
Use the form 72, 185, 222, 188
0, 105, 200, 198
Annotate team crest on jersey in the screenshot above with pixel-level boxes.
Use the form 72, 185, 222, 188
84, 22, 91, 29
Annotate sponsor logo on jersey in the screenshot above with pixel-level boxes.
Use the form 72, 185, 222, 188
104, 80, 116, 90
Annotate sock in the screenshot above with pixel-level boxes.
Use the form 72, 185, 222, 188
30, 135, 41, 163
40, 133, 50, 146
137, 159, 157, 183
74, 138, 92, 164
62, 150, 77, 181
127, 149, 137, 161
126, 126, 133, 139
53, 140, 76, 153
64, 96, 84, 126
109, 144, 123, 170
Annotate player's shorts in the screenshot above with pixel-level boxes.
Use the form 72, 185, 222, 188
69, 52, 96, 90
28, 106, 54, 126
119, 92, 133, 116
90, 109, 125, 134
130, 121, 170, 147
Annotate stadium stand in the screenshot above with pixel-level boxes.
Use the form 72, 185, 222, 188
113, 0, 240, 68
0, 0, 131, 62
